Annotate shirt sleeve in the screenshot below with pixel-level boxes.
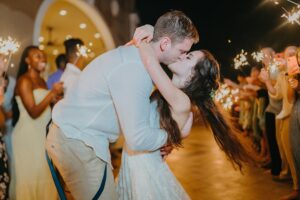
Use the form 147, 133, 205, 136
107, 62, 168, 151
46, 77, 53, 90
268, 75, 283, 100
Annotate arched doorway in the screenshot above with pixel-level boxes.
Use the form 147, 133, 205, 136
33, 0, 115, 74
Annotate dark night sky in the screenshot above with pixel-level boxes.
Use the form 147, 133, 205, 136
135, 0, 300, 80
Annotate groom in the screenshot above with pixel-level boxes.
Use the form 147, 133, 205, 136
46, 10, 199, 199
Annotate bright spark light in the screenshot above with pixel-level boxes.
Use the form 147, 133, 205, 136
251, 51, 264, 62
0, 37, 20, 75
287, 0, 300, 6
234, 49, 249, 70
0, 37, 20, 90
214, 84, 239, 111
76, 44, 90, 58
271, 0, 300, 6
0, 37, 20, 55
281, 6, 300, 25
268, 59, 281, 74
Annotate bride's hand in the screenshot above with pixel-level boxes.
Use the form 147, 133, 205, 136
126, 24, 154, 46
139, 42, 158, 69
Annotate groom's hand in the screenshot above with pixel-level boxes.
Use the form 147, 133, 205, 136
160, 144, 174, 161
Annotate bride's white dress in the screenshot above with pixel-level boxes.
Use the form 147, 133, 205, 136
117, 102, 191, 200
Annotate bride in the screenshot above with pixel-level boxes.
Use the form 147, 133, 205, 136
117, 26, 250, 200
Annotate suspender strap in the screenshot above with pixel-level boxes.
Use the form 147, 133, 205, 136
92, 164, 107, 200
46, 120, 107, 200
46, 151, 67, 200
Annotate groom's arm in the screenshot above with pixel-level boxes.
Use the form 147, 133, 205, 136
108, 62, 168, 151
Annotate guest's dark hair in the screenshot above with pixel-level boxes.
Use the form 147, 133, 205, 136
55, 53, 66, 70
64, 38, 84, 62
12, 45, 39, 126
16, 46, 39, 79
151, 50, 250, 170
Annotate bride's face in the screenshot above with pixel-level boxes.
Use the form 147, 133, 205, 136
167, 50, 204, 80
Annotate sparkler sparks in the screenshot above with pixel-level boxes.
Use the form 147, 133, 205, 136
234, 49, 249, 70
270, 0, 300, 25
76, 44, 90, 58
214, 84, 239, 110
0, 37, 20, 74
0, 36, 20, 90
0, 37, 20, 55
271, 0, 300, 6
268, 60, 281, 74
251, 51, 264, 62
281, 6, 300, 25
287, 0, 300, 6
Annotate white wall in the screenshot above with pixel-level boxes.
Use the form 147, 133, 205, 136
0, 3, 34, 76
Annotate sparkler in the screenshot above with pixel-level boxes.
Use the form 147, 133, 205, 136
281, 6, 300, 25
76, 44, 90, 58
74, 44, 90, 64
287, 0, 300, 6
271, 0, 300, 6
251, 51, 264, 62
270, 0, 300, 25
266, 59, 282, 79
0, 37, 20, 73
269, 62, 279, 73
0, 36, 20, 92
0, 37, 20, 55
234, 49, 249, 70
0, 37, 20, 72
214, 84, 239, 111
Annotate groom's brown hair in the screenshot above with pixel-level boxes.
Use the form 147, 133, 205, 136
152, 10, 199, 44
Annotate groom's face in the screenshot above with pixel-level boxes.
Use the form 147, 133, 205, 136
161, 38, 194, 66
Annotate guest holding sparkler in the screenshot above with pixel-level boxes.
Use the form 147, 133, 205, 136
10, 46, 63, 200
260, 46, 298, 200
60, 38, 86, 97
259, 47, 283, 178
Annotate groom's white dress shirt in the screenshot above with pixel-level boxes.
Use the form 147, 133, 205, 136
52, 45, 168, 167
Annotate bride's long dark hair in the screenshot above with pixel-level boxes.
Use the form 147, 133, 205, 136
151, 50, 250, 170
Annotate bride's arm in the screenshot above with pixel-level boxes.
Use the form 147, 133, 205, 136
181, 112, 193, 138
138, 42, 191, 115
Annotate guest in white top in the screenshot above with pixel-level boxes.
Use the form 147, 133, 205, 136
60, 38, 86, 96
46, 10, 199, 200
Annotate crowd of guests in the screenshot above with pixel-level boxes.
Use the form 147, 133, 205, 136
225, 46, 300, 200
0, 37, 86, 199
